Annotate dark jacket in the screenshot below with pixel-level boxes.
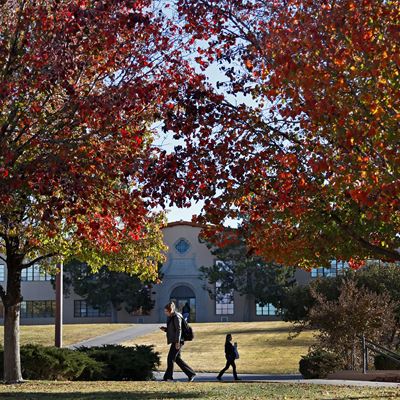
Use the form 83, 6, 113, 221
166, 312, 183, 344
225, 341, 236, 360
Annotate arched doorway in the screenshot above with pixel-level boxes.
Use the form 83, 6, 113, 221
170, 285, 196, 322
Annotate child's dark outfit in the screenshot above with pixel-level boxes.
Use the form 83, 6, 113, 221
217, 341, 239, 380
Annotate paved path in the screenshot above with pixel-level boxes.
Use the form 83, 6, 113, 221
153, 371, 400, 387
67, 323, 160, 349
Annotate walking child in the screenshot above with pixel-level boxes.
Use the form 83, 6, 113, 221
216, 333, 240, 381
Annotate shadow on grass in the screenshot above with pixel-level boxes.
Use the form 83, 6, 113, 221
325, 397, 398, 400
1, 391, 203, 400
198, 327, 298, 336
230, 327, 292, 335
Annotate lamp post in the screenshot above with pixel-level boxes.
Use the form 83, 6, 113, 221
55, 261, 63, 348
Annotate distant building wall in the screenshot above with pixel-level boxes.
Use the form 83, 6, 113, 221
0, 222, 313, 325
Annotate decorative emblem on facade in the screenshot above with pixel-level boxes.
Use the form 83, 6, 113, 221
175, 238, 190, 254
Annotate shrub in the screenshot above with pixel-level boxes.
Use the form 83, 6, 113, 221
299, 349, 341, 378
374, 354, 400, 370
77, 344, 160, 381
0, 344, 159, 381
0, 344, 103, 381
308, 279, 397, 370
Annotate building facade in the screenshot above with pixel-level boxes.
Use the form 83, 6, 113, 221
0, 221, 312, 325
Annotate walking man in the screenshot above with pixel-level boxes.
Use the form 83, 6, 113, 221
160, 302, 196, 382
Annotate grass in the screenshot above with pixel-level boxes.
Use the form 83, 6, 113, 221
0, 324, 134, 347
0, 380, 399, 400
123, 321, 315, 374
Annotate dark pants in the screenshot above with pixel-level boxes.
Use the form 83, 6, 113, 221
163, 343, 195, 380
217, 357, 238, 379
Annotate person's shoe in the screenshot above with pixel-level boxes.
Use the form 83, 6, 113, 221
234, 377, 241, 381
188, 373, 196, 382
162, 378, 174, 382
216, 376, 222, 381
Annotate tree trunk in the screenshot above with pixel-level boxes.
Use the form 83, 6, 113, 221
3, 262, 23, 383
244, 294, 252, 322
111, 305, 119, 323
3, 303, 22, 383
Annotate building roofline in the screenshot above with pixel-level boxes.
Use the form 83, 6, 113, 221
166, 220, 206, 228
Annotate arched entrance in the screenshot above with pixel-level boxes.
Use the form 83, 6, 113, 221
170, 285, 196, 322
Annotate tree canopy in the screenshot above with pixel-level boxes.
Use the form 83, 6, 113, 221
63, 260, 157, 320
0, 0, 209, 382
160, 0, 400, 269
200, 230, 295, 306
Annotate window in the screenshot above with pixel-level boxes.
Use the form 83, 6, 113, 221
256, 303, 278, 316
21, 264, 52, 281
0, 264, 5, 281
20, 300, 56, 318
175, 238, 190, 254
74, 300, 111, 318
215, 281, 234, 315
311, 260, 348, 278
215, 260, 234, 315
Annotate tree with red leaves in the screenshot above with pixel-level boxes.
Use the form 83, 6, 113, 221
0, 0, 208, 382
166, 0, 399, 269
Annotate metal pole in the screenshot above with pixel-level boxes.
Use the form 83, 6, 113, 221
362, 334, 366, 374
55, 261, 63, 348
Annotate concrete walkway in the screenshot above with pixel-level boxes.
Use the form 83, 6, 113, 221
153, 371, 400, 387
67, 323, 160, 349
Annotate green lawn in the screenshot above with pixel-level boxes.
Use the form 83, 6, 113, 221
124, 321, 315, 374
0, 324, 134, 347
0, 380, 398, 400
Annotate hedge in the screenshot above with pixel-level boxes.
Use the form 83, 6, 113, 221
0, 344, 160, 381
299, 349, 341, 378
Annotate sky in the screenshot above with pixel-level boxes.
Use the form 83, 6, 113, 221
166, 201, 205, 223
155, 58, 252, 227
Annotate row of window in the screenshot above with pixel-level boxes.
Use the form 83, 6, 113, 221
0, 264, 52, 282
0, 298, 277, 319
22, 265, 52, 281
311, 260, 349, 278
216, 299, 278, 316
0, 300, 110, 319
215, 282, 278, 315
0, 260, 351, 283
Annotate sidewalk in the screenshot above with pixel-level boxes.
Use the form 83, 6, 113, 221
67, 323, 160, 348
153, 371, 400, 387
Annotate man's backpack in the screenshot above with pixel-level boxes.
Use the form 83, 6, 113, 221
181, 316, 194, 341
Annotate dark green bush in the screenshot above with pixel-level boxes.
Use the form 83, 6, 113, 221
0, 344, 159, 381
77, 344, 160, 381
374, 354, 400, 370
299, 349, 341, 378
0, 344, 102, 380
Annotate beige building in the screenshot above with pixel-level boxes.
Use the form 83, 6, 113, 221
0, 221, 314, 325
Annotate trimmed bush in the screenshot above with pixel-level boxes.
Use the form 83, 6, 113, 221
0, 344, 103, 381
374, 354, 400, 370
0, 344, 159, 381
77, 344, 160, 381
299, 349, 341, 378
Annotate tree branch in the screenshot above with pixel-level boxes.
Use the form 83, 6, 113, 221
22, 253, 57, 269
330, 213, 400, 261
0, 284, 6, 303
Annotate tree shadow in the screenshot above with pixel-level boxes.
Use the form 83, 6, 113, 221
1, 391, 203, 400
324, 397, 398, 400
208, 327, 293, 335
